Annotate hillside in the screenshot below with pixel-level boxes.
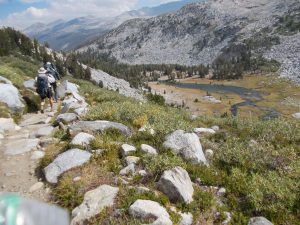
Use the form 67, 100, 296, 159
0, 27, 300, 225
78, 0, 300, 84
24, 0, 203, 51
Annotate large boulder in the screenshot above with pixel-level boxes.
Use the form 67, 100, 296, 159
70, 132, 95, 147
61, 96, 87, 114
23, 79, 36, 90
129, 200, 172, 225
44, 149, 92, 184
71, 185, 119, 225
163, 130, 207, 165
56, 113, 78, 124
248, 217, 274, 225
57, 80, 79, 98
0, 83, 25, 114
157, 167, 194, 204
69, 120, 132, 137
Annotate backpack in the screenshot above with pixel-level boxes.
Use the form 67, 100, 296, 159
36, 75, 48, 98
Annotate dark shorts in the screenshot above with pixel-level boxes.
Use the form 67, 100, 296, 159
40, 88, 53, 100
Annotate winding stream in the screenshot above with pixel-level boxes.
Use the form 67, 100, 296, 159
170, 82, 280, 120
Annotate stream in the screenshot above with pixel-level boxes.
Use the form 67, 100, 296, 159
170, 82, 280, 120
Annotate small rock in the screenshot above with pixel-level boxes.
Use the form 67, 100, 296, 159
73, 176, 82, 182
29, 182, 44, 193
205, 149, 214, 159
92, 149, 104, 156
217, 187, 226, 196
211, 125, 220, 131
180, 212, 193, 225
129, 200, 172, 225
31, 151, 45, 160
44, 149, 92, 184
121, 144, 136, 157
5, 172, 15, 177
141, 144, 158, 155
45, 117, 52, 124
157, 166, 194, 204
195, 178, 202, 185
119, 164, 135, 176
0, 134, 4, 139
48, 112, 55, 117
56, 113, 78, 124
15, 126, 21, 131
136, 186, 150, 194
248, 217, 274, 225
138, 170, 147, 177
222, 212, 232, 225
125, 156, 140, 165
35, 126, 54, 138
70, 132, 95, 147
71, 185, 119, 225
292, 112, 300, 119
194, 128, 216, 135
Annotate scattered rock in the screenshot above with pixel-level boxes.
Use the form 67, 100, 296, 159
248, 217, 274, 225
138, 170, 147, 177
157, 167, 194, 204
222, 212, 232, 225
5, 138, 40, 155
31, 151, 45, 160
136, 186, 151, 194
57, 80, 79, 98
180, 212, 193, 225
74, 107, 89, 116
71, 185, 119, 225
141, 144, 158, 155
217, 187, 226, 196
56, 113, 78, 124
125, 156, 140, 165
70, 132, 95, 147
121, 144, 136, 156
35, 126, 54, 138
163, 130, 207, 165
129, 200, 172, 225
194, 128, 216, 135
23, 79, 36, 90
292, 112, 300, 119
0, 82, 25, 113
120, 164, 135, 176
29, 182, 44, 193
73, 176, 82, 182
138, 125, 155, 135
205, 149, 214, 159
48, 112, 55, 117
44, 149, 92, 184
211, 125, 220, 131
0, 118, 17, 133
69, 120, 132, 137
202, 96, 222, 104
39, 138, 54, 147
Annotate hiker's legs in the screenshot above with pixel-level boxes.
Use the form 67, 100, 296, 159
40, 99, 45, 113
48, 87, 54, 112
52, 83, 58, 102
49, 97, 54, 112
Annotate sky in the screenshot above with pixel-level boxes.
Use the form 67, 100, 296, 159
0, 0, 176, 29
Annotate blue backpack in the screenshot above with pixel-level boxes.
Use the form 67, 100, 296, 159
37, 75, 48, 98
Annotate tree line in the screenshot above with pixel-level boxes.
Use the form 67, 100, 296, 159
0, 27, 91, 80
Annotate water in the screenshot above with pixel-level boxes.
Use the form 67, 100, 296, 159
169, 82, 280, 119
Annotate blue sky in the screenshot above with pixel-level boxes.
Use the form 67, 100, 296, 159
0, 0, 175, 29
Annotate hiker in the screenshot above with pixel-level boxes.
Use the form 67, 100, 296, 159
44, 62, 60, 102
35, 67, 55, 113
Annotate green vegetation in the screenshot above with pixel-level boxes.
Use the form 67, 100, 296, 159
76, 50, 209, 88
276, 13, 300, 35
44, 79, 300, 224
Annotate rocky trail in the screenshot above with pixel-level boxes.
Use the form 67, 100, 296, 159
0, 105, 57, 202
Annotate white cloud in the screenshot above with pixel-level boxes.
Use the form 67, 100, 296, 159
0, 0, 179, 29
0, 0, 139, 29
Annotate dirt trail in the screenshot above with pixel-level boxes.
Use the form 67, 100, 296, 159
0, 105, 57, 202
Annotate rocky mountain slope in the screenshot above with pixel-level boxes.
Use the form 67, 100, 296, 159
24, 0, 203, 51
78, 0, 300, 83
